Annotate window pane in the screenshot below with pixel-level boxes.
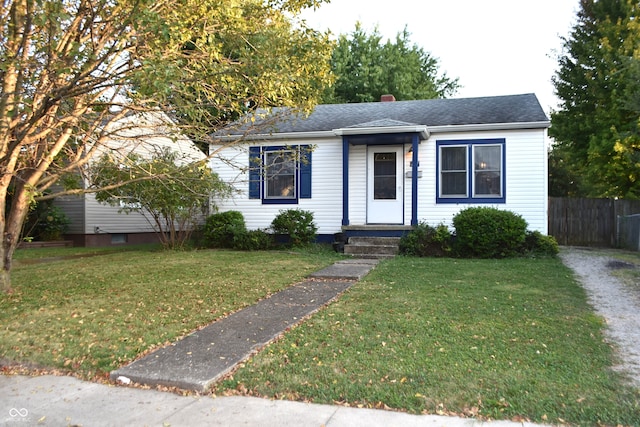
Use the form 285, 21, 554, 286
441, 146, 467, 196
442, 146, 466, 171
373, 152, 396, 199
266, 150, 296, 198
267, 174, 295, 197
474, 145, 500, 171
474, 145, 501, 196
374, 177, 396, 199
374, 153, 396, 176
475, 171, 501, 195
442, 172, 467, 195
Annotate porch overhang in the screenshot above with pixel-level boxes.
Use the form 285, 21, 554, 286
340, 126, 425, 228
334, 125, 429, 140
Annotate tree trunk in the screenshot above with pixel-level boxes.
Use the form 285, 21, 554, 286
0, 225, 16, 294
0, 262, 11, 294
0, 185, 32, 294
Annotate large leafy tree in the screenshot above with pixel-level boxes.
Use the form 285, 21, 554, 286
0, 0, 333, 293
550, 0, 640, 198
323, 23, 459, 103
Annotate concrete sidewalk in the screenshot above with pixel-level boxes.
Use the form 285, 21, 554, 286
1, 374, 548, 427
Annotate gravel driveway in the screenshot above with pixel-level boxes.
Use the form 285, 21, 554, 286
560, 247, 640, 387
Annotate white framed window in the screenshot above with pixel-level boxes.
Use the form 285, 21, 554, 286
473, 144, 502, 197
440, 145, 468, 197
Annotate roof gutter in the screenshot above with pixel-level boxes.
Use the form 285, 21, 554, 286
428, 121, 550, 133
214, 121, 548, 143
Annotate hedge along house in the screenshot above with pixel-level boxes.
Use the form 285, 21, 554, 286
209, 93, 550, 242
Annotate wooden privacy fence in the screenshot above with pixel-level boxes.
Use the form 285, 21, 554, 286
617, 214, 640, 251
548, 197, 640, 247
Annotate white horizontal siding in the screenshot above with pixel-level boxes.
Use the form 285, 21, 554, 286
348, 145, 367, 225
210, 127, 549, 236
53, 192, 85, 234
415, 129, 548, 233
58, 112, 206, 236
303, 139, 343, 234
210, 138, 344, 235
84, 194, 157, 234
99, 112, 205, 164
93, 113, 206, 234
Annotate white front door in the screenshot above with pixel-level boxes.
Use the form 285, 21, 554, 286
367, 146, 404, 224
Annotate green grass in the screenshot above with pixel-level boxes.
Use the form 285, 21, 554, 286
3, 245, 640, 425
1, 245, 341, 380
216, 255, 640, 426
12, 243, 160, 261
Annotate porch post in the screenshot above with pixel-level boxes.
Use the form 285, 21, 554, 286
411, 134, 419, 226
342, 137, 350, 226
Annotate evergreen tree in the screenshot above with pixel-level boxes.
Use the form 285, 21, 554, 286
550, 0, 640, 198
323, 23, 459, 103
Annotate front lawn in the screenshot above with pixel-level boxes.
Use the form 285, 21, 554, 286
216, 255, 640, 426
2, 246, 639, 425
1, 246, 340, 379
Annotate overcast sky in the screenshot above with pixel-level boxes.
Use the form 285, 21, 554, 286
300, 0, 579, 114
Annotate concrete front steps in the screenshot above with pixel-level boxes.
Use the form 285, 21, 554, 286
343, 236, 401, 259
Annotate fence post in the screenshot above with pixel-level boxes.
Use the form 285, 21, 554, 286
611, 199, 616, 247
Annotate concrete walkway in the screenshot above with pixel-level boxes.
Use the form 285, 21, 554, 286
110, 258, 380, 392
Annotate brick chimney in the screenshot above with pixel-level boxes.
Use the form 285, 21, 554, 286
380, 94, 396, 102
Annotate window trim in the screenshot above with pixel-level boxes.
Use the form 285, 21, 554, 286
248, 145, 311, 204
439, 144, 468, 198
436, 139, 506, 204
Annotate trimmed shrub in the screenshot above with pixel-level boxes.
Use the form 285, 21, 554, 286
233, 229, 274, 251
399, 222, 452, 257
453, 207, 527, 258
271, 209, 317, 246
203, 210, 246, 248
522, 230, 559, 256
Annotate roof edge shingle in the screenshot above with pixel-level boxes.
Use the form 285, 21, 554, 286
215, 93, 549, 138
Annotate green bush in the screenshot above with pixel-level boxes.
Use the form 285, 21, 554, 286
452, 207, 527, 258
399, 222, 452, 257
203, 210, 246, 248
233, 229, 274, 251
522, 230, 559, 257
34, 205, 70, 241
271, 209, 317, 246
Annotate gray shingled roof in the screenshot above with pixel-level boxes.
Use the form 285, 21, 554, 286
218, 93, 549, 136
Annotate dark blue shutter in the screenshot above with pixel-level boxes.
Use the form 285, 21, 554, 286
299, 145, 312, 199
248, 146, 261, 199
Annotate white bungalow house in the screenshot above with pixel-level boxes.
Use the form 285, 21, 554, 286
55, 111, 206, 247
209, 93, 550, 242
